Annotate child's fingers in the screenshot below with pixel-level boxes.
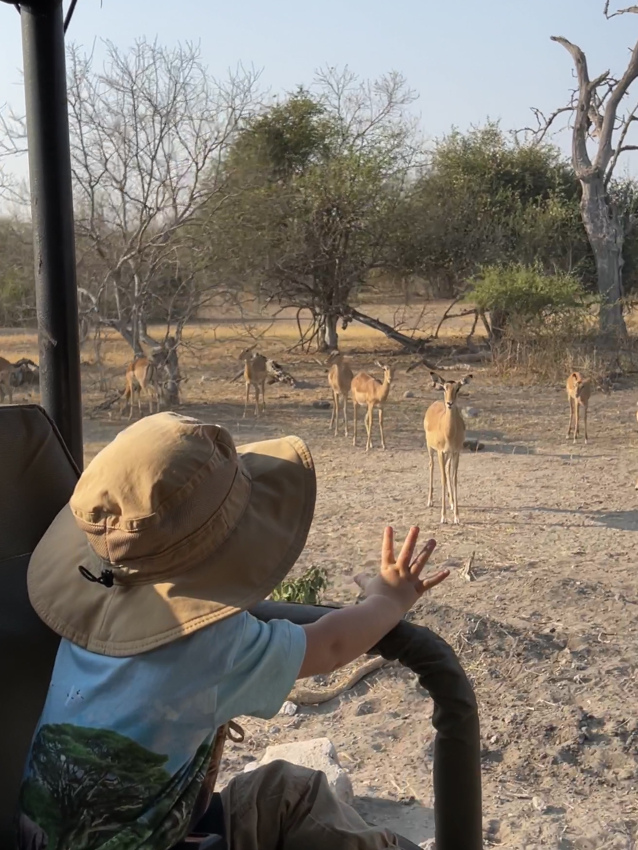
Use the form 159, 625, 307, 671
410, 539, 437, 576
381, 526, 394, 565
397, 526, 419, 576
415, 569, 450, 595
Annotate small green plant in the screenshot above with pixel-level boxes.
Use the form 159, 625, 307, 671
468, 262, 588, 320
271, 566, 328, 605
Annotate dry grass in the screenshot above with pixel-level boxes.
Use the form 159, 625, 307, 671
5, 299, 638, 402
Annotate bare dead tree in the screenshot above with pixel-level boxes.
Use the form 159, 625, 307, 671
527, 4, 638, 337
1, 39, 260, 354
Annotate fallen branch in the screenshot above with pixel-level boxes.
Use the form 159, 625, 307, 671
266, 358, 296, 387
433, 296, 462, 338
460, 550, 477, 582
343, 307, 431, 352
231, 357, 297, 387
289, 656, 389, 705
90, 392, 123, 414
406, 350, 491, 374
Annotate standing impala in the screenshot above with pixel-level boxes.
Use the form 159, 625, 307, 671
424, 372, 472, 524
238, 347, 268, 417
566, 372, 592, 444
121, 357, 161, 420
327, 350, 353, 437
351, 361, 395, 450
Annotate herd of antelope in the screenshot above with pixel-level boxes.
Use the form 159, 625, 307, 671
324, 351, 609, 525
0, 340, 626, 523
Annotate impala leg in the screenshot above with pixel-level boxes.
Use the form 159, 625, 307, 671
438, 451, 448, 524
573, 397, 579, 442
451, 452, 461, 524
128, 387, 135, 421
254, 384, 261, 417
261, 380, 266, 414
446, 456, 454, 510
567, 397, 574, 439
583, 402, 588, 444
243, 383, 250, 418
343, 393, 349, 437
365, 405, 373, 451
329, 390, 337, 433
379, 407, 386, 449
427, 445, 434, 508
352, 400, 357, 447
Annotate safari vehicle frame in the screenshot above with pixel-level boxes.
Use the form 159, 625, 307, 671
0, 2, 483, 848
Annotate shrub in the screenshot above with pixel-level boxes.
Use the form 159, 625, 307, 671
468, 263, 589, 322
271, 566, 328, 605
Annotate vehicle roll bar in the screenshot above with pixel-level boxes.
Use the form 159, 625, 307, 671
2, 0, 83, 468
252, 601, 483, 850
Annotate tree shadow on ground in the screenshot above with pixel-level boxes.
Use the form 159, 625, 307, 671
469, 504, 638, 531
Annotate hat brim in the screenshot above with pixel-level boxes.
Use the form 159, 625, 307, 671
27, 435, 316, 656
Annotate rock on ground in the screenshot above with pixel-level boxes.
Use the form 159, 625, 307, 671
244, 737, 353, 804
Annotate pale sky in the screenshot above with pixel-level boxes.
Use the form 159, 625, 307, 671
1, 0, 638, 183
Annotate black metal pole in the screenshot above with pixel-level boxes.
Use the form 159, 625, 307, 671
19, 0, 83, 469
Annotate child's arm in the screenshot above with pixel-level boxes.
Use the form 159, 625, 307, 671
298, 527, 448, 678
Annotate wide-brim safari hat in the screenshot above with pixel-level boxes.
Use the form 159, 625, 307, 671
27, 412, 316, 657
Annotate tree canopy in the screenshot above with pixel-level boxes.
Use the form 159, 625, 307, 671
3, 41, 638, 349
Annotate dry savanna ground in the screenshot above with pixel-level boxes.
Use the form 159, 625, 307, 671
4, 301, 638, 849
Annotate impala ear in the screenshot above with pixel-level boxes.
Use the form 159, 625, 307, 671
430, 371, 445, 388
374, 360, 384, 370
238, 344, 257, 360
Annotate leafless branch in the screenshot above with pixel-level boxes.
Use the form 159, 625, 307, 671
522, 104, 576, 143
604, 2, 638, 18
15, 39, 263, 352
550, 36, 599, 171
605, 103, 638, 183
594, 43, 638, 173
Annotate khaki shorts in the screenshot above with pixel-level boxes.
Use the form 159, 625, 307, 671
220, 760, 402, 850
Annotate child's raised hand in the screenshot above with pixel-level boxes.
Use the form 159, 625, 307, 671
354, 527, 448, 615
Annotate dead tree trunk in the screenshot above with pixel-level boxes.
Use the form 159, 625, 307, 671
581, 178, 625, 334
543, 23, 638, 339
318, 313, 339, 352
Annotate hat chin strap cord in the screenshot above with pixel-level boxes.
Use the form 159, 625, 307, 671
78, 565, 115, 588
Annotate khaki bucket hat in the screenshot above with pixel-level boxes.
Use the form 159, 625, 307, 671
27, 412, 316, 657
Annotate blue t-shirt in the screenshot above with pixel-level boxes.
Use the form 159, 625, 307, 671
17, 612, 306, 850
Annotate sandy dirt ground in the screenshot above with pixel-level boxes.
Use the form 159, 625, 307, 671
5, 303, 638, 849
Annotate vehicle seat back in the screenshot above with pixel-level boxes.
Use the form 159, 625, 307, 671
0, 405, 79, 845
